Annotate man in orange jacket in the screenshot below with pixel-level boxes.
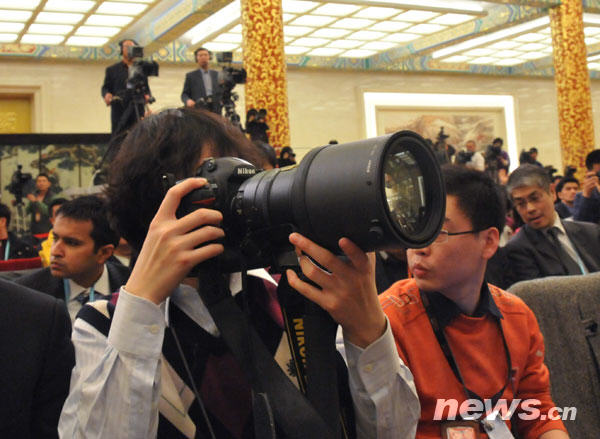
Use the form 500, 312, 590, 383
289, 165, 569, 439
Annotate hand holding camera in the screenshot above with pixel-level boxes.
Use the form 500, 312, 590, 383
582, 170, 600, 198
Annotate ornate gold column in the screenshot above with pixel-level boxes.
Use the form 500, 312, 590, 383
550, 1, 595, 175
241, 0, 290, 149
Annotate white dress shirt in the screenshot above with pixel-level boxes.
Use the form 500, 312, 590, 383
59, 275, 419, 439
65, 264, 111, 322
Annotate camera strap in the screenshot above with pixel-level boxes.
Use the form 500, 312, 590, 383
196, 264, 337, 439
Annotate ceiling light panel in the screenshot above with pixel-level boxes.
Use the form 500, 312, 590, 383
327, 39, 362, 48
29, 23, 73, 34
213, 33, 242, 43
383, 32, 419, 43
281, 0, 319, 14
76, 25, 121, 36
470, 56, 498, 64
0, 33, 18, 42
203, 42, 239, 51
347, 30, 385, 40
361, 41, 396, 50
0, 10, 33, 21
0, 22, 25, 32
36, 12, 84, 23
86, 15, 133, 26
285, 45, 310, 54
291, 36, 329, 46
67, 36, 109, 46
488, 41, 521, 50
519, 51, 547, 60
284, 25, 313, 36
186, 0, 240, 45
369, 21, 410, 32
0, 0, 40, 8
22, 34, 65, 44
394, 10, 439, 22
291, 15, 336, 27
463, 48, 494, 57
44, 0, 95, 12
342, 49, 375, 58
310, 28, 350, 38
440, 55, 470, 63
493, 50, 522, 58
513, 32, 546, 42
494, 58, 524, 66
353, 7, 399, 20
96, 2, 148, 15
309, 47, 343, 56
517, 42, 546, 51
331, 18, 374, 29
282, 13, 296, 22
311, 4, 360, 16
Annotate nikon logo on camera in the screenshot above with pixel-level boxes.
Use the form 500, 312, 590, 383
235, 167, 256, 176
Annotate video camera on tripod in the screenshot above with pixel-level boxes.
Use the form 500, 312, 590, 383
125, 45, 158, 104
8, 165, 32, 205
216, 51, 246, 128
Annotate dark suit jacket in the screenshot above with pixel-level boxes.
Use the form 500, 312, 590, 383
504, 220, 600, 287
0, 279, 74, 438
14, 261, 130, 301
181, 69, 222, 114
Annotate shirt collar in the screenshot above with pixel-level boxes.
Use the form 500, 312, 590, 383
422, 283, 503, 329
68, 264, 109, 301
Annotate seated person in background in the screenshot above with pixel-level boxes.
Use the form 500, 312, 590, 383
0, 278, 74, 438
0, 202, 36, 259
290, 165, 569, 438
573, 149, 600, 224
26, 173, 54, 236
39, 197, 67, 267
554, 177, 579, 219
278, 145, 297, 167
504, 164, 600, 287
375, 248, 408, 293
16, 195, 129, 322
59, 108, 419, 438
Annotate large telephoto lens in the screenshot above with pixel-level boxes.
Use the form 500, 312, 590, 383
237, 130, 445, 253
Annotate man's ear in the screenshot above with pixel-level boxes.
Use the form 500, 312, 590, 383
96, 244, 115, 264
481, 227, 500, 261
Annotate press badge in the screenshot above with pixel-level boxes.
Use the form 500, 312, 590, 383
441, 420, 478, 439
480, 410, 515, 439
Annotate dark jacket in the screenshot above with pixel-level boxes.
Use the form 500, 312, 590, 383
181, 69, 223, 114
503, 220, 600, 287
3, 231, 37, 259
14, 261, 130, 300
0, 279, 74, 438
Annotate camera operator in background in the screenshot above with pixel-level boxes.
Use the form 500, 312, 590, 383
26, 173, 54, 237
432, 127, 455, 165
455, 139, 484, 171
59, 108, 418, 438
485, 137, 510, 185
573, 149, 600, 224
181, 47, 223, 115
245, 108, 270, 143
102, 39, 153, 135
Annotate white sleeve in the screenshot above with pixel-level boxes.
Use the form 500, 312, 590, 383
342, 319, 420, 439
59, 289, 166, 439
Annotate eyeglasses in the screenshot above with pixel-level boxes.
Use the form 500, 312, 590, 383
432, 229, 483, 244
513, 191, 545, 210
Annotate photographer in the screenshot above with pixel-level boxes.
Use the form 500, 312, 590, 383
26, 173, 54, 236
58, 108, 418, 438
456, 139, 484, 171
485, 137, 510, 185
101, 39, 151, 135
573, 149, 600, 224
181, 47, 223, 115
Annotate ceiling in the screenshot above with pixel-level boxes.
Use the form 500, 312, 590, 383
2, 0, 600, 78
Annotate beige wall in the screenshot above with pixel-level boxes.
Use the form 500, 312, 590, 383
2, 58, 600, 171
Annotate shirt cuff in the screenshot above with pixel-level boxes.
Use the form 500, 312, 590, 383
108, 287, 166, 359
344, 318, 405, 395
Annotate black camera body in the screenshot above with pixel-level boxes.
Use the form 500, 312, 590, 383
125, 45, 159, 103
455, 150, 474, 165
8, 165, 33, 204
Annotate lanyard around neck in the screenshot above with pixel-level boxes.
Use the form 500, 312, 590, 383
420, 291, 513, 409
3, 240, 9, 260
63, 279, 95, 303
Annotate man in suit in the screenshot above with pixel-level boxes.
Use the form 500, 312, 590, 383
181, 47, 223, 115
101, 39, 151, 135
0, 278, 74, 438
504, 164, 600, 287
16, 195, 130, 321
0, 202, 36, 259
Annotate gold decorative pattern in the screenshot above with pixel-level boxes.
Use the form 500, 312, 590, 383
550, 2, 595, 177
0, 112, 18, 133
241, 0, 290, 148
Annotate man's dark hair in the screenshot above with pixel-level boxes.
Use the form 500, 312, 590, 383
56, 195, 120, 251
106, 108, 260, 252
555, 176, 579, 194
442, 165, 506, 233
49, 197, 67, 214
37, 173, 50, 181
492, 137, 503, 146
506, 164, 551, 196
0, 203, 11, 227
585, 149, 600, 170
